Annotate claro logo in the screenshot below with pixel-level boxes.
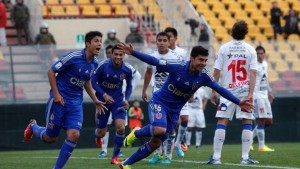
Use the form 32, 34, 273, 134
167, 84, 192, 98
70, 77, 85, 87
102, 81, 120, 89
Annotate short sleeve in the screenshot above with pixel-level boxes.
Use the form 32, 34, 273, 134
52, 52, 78, 72
214, 47, 224, 70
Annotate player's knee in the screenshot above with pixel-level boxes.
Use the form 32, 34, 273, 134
43, 135, 57, 144
153, 127, 166, 136
116, 125, 125, 134
149, 137, 162, 149
180, 115, 189, 123
67, 130, 80, 142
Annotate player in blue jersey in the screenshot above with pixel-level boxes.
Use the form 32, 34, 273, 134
92, 45, 135, 165
23, 31, 107, 169
117, 43, 254, 169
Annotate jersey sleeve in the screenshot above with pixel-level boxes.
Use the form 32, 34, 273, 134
124, 63, 135, 100
209, 81, 240, 105
213, 47, 224, 71
249, 48, 258, 70
51, 52, 76, 73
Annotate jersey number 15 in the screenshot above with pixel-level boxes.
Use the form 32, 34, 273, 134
228, 60, 247, 83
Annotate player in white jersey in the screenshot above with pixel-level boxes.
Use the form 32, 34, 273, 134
207, 20, 258, 165
97, 46, 141, 158
186, 87, 208, 148
142, 32, 184, 164
251, 45, 275, 152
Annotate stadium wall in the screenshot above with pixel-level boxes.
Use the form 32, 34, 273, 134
44, 18, 131, 47
1, 98, 299, 150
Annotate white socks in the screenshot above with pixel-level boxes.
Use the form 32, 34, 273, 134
185, 130, 192, 146
175, 125, 187, 146
102, 131, 109, 153
241, 129, 252, 159
196, 131, 202, 147
213, 129, 225, 159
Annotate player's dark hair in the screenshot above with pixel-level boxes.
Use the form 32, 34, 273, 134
106, 45, 113, 51
191, 46, 209, 58
156, 32, 170, 41
231, 20, 248, 40
111, 45, 123, 53
85, 31, 103, 44
164, 27, 178, 38
256, 45, 266, 53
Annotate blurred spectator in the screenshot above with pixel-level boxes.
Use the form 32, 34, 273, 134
105, 44, 113, 58
270, 1, 283, 40
128, 100, 143, 130
283, 9, 300, 38
185, 18, 199, 36
125, 22, 144, 45
35, 22, 56, 46
11, 0, 30, 45
0, 0, 7, 46
103, 29, 120, 48
198, 24, 209, 49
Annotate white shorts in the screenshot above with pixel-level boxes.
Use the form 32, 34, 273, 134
216, 96, 254, 120
254, 98, 273, 119
96, 112, 128, 126
187, 108, 206, 128
180, 103, 189, 116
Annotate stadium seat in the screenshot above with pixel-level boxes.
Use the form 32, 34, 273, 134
61, 0, 75, 5
238, 0, 252, 5
250, 10, 264, 20
81, 5, 97, 16
97, 4, 112, 16
263, 26, 274, 39
65, 5, 80, 16
267, 69, 279, 83
290, 79, 300, 92
256, 18, 271, 28
275, 61, 289, 73
223, 18, 236, 30
277, 42, 292, 52
211, 2, 226, 11
93, 0, 107, 4
233, 11, 248, 20
288, 34, 300, 41
271, 80, 288, 92
196, 4, 210, 13
291, 61, 300, 72
259, 1, 272, 13
201, 10, 216, 19
50, 6, 66, 16
227, 2, 242, 13
77, 0, 91, 5
43, 6, 49, 17
248, 25, 261, 36
130, 4, 146, 16
110, 0, 124, 3
46, 0, 59, 5
244, 2, 258, 13
113, 4, 129, 16
282, 70, 296, 82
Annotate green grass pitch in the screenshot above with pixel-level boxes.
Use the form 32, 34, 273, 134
1, 142, 299, 169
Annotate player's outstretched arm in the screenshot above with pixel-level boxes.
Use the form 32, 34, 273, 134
209, 81, 254, 112
117, 42, 160, 66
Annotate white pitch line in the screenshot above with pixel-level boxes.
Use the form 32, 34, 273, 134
30, 156, 300, 169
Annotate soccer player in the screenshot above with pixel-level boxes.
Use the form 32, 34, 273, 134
92, 45, 136, 165
186, 87, 209, 148
117, 43, 254, 169
251, 45, 275, 152
23, 31, 106, 169
141, 31, 183, 164
207, 20, 258, 165
164, 27, 189, 163
105, 45, 114, 58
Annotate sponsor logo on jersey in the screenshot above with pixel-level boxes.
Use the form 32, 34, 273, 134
102, 81, 120, 89
70, 77, 86, 87
120, 73, 126, 81
229, 81, 249, 88
168, 84, 193, 98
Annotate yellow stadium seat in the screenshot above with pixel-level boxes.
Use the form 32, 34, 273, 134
227, 2, 242, 11
267, 50, 282, 60
260, 42, 275, 52
288, 34, 300, 41
220, 34, 232, 43
267, 69, 279, 83
250, 10, 264, 20
252, 34, 268, 41
238, 0, 252, 5
61, 0, 74, 5
46, 0, 59, 5
244, 2, 258, 12
241, 18, 254, 25
93, 0, 107, 3
110, 0, 124, 3
291, 61, 300, 72
284, 53, 299, 64
131, 4, 146, 16
223, 18, 236, 30
216, 11, 232, 19
42, 6, 49, 17
81, 5, 97, 16
275, 61, 289, 73
233, 11, 248, 20
256, 18, 271, 28
113, 4, 129, 16
65, 5, 79, 16
247, 25, 260, 36
211, 2, 226, 11
277, 42, 291, 51
148, 4, 160, 15
214, 27, 228, 35
98, 4, 112, 16
77, 0, 90, 4
196, 3, 210, 12
263, 26, 274, 38
50, 6, 65, 16
259, 1, 272, 13
202, 11, 216, 19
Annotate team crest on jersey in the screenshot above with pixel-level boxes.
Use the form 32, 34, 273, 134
120, 73, 126, 80
155, 112, 162, 119
192, 83, 200, 90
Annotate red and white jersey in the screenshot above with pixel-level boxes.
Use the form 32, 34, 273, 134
254, 61, 268, 99
214, 39, 257, 96
147, 49, 183, 92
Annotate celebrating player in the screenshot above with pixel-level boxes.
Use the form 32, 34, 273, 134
23, 31, 106, 169
207, 20, 258, 164
117, 43, 254, 169
186, 87, 209, 148
251, 45, 275, 152
92, 45, 136, 165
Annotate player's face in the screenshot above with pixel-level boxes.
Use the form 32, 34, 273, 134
256, 49, 265, 63
86, 36, 102, 55
156, 35, 169, 53
166, 32, 176, 47
112, 49, 125, 67
106, 48, 113, 58
190, 55, 208, 72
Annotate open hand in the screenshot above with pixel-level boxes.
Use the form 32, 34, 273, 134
142, 91, 148, 102
117, 42, 134, 55
95, 100, 107, 115
239, 99, 255, 113
103, 93, 114, 104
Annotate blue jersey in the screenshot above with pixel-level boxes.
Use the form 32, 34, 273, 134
132, 51, 241, 113
92, 58, 135, 104
51, 49, 98, 106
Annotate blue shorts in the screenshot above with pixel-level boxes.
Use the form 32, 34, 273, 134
45, 97, 83, 138
148, 100, 180, 136
96, 102, 126, 129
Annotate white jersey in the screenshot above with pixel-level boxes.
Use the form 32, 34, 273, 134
254, 61, 268, 99
214, 39, 257, 96
173, 46, 188, 61
189, 88, 208, 109
148, 49, 183, 92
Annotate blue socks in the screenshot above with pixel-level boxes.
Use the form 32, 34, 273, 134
112, 133, 125, 158
54, 139, 76, 169
123, 142, 155, 165
243, 124, 253, 131
31, 124, 46, 141
135, 124, 153, 138
257, 124, 264, 130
